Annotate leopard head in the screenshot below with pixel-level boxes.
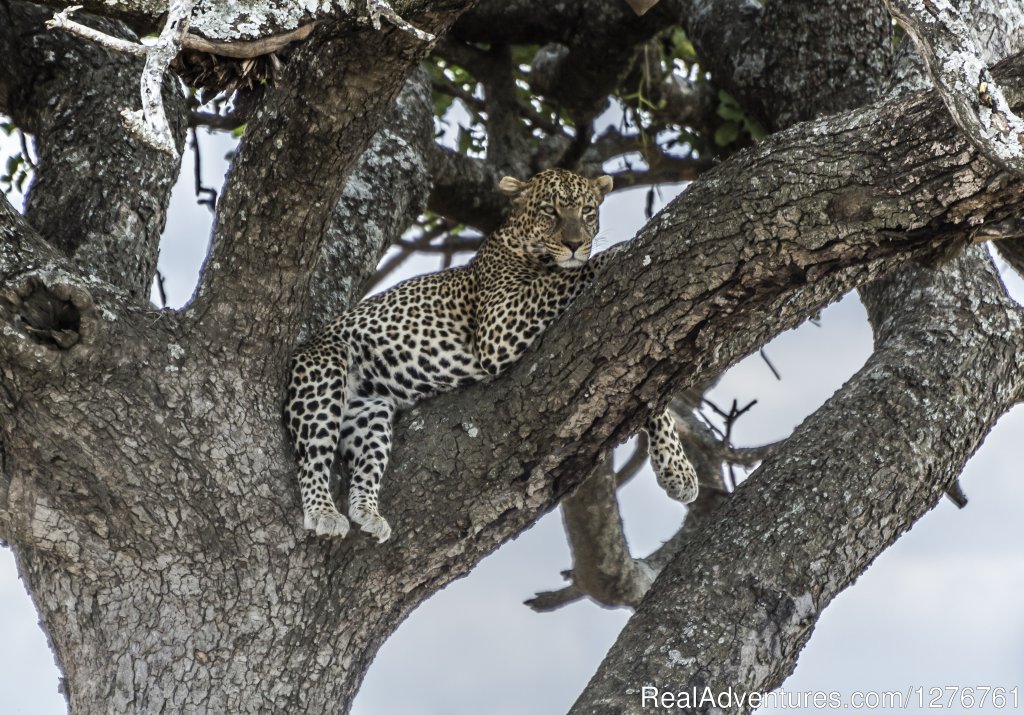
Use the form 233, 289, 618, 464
498, 168, 613, 268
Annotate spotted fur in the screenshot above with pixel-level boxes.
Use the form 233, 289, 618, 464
285, 168, 698, 542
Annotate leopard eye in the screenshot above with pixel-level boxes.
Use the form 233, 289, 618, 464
540, 204, 557, 217
582, 205, 597, 216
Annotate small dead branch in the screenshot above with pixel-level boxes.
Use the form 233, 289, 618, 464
524, 584, 584, 612
48, 2, 191, 157
366, 0, 436, 42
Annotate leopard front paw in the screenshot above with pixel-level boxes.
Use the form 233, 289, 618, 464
303, 508, 351, 538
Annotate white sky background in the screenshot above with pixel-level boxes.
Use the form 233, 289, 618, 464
1, 121, 1023, 714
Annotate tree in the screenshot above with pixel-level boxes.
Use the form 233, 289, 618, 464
2, 0, 1023, 712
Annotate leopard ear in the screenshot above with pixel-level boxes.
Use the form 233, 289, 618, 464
498, 176, 528, 197
593, 175, 613, 198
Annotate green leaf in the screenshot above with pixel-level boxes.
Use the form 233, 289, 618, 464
714, 121, 740, 146
745, 116, 768, 141
716, 89, 744, 120
457, 127, 472, 154
433, 93, 454, 117
670, 29, 697, 63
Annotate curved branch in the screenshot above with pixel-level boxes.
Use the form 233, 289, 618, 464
883, 0, 1024, 174
568, 247, 1024, 712
557, 461, 656, 610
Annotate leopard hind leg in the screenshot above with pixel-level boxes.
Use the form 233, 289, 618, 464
340, 396, 397, 543
285, 345, 351, 537
644, 409, 699, 504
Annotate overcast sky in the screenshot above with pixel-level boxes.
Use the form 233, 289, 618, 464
1, 126, 1022, 714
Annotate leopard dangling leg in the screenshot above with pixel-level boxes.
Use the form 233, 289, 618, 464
340, 396, 397, 543
644, 409, 699, 504
285, 349, 350, 538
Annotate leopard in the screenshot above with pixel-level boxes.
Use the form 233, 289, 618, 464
285, 168, 698, 543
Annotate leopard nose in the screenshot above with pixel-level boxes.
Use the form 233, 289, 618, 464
563, 239, 583, 252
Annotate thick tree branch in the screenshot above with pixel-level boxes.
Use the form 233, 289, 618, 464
453, 0, 683, 163
2, 1, 186, 301
568, 247, 1024, 712
565, 4, 1024, 708
543, 440, 658, 612
559, 463, 655, 609
0, 196, 154, 388
301, 70, 435, 340
883, 0, 1024, 175
184, 10, 466, 369
677, 0, 892, 131
349, 58, 1024, 665
428, 146, 508, 233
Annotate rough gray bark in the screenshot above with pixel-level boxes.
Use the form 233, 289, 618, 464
883, 0, 1024, 174
569, 247, 1024, 714
0, 3, 186, 300
3, 1, 1024, 714
675, 0, 893, 130
30, 0, 435, 46
566, 0, 1024, 707
302, 70, 435, 339
185, 7, 468, 367
2, 56, 1020, 711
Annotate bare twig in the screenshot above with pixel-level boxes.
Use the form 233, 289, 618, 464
944, 478, 969, 508
155, 270, 169, 308
180, 24, 317, 59
189, 129, 217, 212
17, 129, 37, 171
760, 348, 782, 380
366, 0, 435, 42
883, 0, 1024, 174
971, 217, 1024, 243
188, 110, 245, 132
524, 584, 584, 611
46, 6, 148, 57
